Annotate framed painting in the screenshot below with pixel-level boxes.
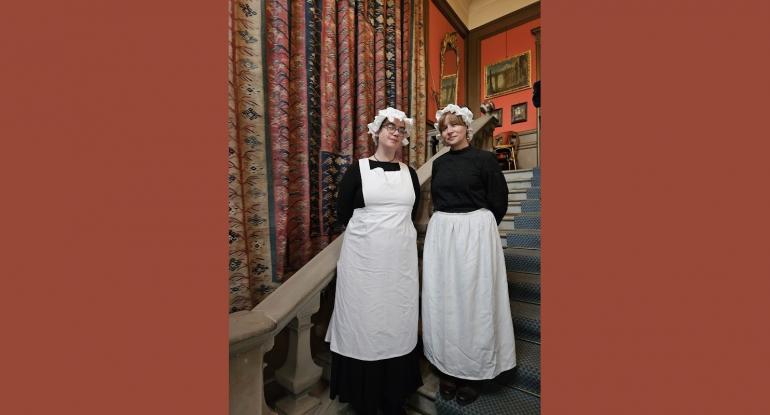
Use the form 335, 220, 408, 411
484, 50, 531, 98
511, 102, 528, 124
439, 74, 458, 108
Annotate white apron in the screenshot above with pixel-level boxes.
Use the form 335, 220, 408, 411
325, 158, 419, 361
421, 209, 516, 379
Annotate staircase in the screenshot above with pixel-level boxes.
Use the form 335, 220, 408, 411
409, 167, 542, 415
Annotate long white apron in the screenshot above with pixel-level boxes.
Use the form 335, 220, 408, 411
422, 209, 516, 380
325, 158, 419, 361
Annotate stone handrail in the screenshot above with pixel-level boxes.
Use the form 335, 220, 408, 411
229, 113, 496, 415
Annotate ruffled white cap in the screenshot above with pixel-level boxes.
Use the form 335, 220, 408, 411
367, 107, 413, 146
434, 104, 474, 140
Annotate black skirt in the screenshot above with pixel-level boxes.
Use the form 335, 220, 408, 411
329, 346, 423, 415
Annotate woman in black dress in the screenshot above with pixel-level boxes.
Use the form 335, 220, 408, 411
326, 107, 423, 415
421, 104, 516, 406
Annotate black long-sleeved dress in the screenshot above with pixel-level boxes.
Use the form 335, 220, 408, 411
330, 158, 423, 415
430, 145, 509, 223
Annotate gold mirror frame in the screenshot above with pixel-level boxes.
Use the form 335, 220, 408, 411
439, 32, 460, 107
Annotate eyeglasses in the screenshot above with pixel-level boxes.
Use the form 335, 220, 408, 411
382, 123, 407, 135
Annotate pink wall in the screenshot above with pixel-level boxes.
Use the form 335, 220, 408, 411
427, 0, 465, 123
480, 18, 540, 134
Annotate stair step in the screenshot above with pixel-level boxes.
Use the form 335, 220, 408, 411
506, 201, 522, 215
506, 229, 540, 249
504, 248, 541, 274
405, 355, 440, 415
499, 213, 541, 231
434, 382, 540, 415
495, 340, 540, 396
502, 169, 534, 181
507, 179, 533, 191
318, 399, 355, 415
508, 189, 528, 202
526, 187, 540, 199
510, 301, 540, 344
407, 391, 438, 415
521, 199, 541, 213
499, 220, 516, 231
514, 213, 541, 230
508, 272, 540, 305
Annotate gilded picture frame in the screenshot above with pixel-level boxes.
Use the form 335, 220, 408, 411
439, 74, 458, 108
484, 50, 532, 98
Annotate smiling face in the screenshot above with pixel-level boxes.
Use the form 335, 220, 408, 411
376, 119, 407, 151
438, 113, 469, 150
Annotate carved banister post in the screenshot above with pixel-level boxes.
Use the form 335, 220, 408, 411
230, 310, 278, 415
415, 182, 432, 235
274, 294, 323, 415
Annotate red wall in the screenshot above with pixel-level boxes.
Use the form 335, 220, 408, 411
480, 18, 540, 134
427, 0, 465, 124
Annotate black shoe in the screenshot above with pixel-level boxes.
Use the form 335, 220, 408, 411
455, 385, 479, 406
439, 379, 457, 400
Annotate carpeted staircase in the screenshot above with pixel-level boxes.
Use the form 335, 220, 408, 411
414, 167, 542, 415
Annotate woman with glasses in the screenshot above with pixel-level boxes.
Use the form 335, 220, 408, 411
326, 107, 422, 415
421, 104, 515, 406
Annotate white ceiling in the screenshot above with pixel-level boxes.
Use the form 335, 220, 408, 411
445, 0, 539, 29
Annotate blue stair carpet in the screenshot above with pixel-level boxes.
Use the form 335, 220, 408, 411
506, 229, 540, 249
495, 340, 541, 396
526, 187, 540, 199
513, 213, 540, 230
510, 301, 541, 344
504, 248, 541, 274
521, 199, 541, 213
508, 272, 540, 305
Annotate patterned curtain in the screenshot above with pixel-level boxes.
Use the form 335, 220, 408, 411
229, 0, 426, 312
228, 0, 277, 312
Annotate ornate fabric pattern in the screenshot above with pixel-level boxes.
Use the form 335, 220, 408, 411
265, 0, 291, 280
373, 0, 387, 111
356, 0, 375, 159
399, 0, 412, 165
228, 0, 277, 311
336, 0, 356, 158
385, 0, 397, 107
285, 0, 313, 273
306, 0, 323, 239
320, 0, 340, 156
401, 0, 411, 113
320, 152, 352, 234
229, 0, 418, 308
409, 0, 427, 169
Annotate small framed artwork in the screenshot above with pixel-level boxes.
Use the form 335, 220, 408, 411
511, 102, 527, 124
490, 108, 503, 127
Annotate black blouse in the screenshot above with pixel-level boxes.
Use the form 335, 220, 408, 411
336, 160, 421, 228
430, 146, 509, 224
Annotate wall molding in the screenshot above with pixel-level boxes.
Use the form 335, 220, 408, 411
466, 1, 540, 114
431, 0, 469, 38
